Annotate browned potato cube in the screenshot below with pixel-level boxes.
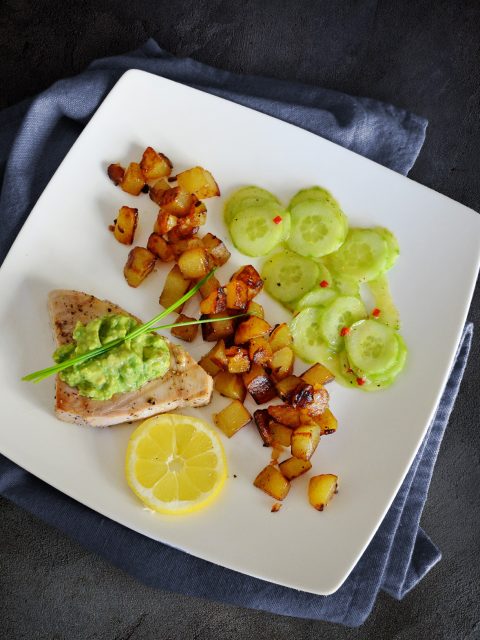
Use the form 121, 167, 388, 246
199, 287, 227, 315
248, 336, 273, 366
275, 375, 303, 401
253, 465, 290, 500
279, 457, 312, 480
242, 363, 277, 404
154, 209, 178, 235
253, 409, 273, 446
140, 146, 173, 181
270, 346, 294, 381
170, 237, 204, 259
159, 264, 191, 311
300, 385, 329, 418
147, 233, 175, 262
234, 317, 271, 345
269, 323, 293, 352
269, 422, 293, 447
214, 400, 251, 438
113, 206, 138, 245
123, 247, 156, 287
313, 408, 338, 435
308, 474, 338, 511
107, 163, 125, 185
160, 187, 194, 215
291, 424, 321, 461
214, 371, 246, 402
170, 313, 198, 342
189, 200, 207, 216
166, 225, 199, 242
246, 300, 264, 318
288, 382, 315, 409
225, 346, 251, 374
301, 363, 335, 386
209, 339, 228, 369
224, 280, 249, 312
176, 209, 207, 236
149, 178, 170, 205
121, 162, 145, 195
267, 404, 301, 428
201, 313, 235, 342
176, 166, 220, 199
231, 265, 263, 300
198, 351, 221, 377
202, 233, 231, 267
199, 274, 221, 299
178, 247, 210, 279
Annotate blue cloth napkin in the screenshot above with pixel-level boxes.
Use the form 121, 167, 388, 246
0, 40, 472, 627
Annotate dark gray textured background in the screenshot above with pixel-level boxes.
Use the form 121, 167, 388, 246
1, 1, 479, 638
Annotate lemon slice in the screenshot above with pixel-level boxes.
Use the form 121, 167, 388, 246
125, 413, 227, 515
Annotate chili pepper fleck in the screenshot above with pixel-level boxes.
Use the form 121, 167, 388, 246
372, 308, 381, 317
273, 215, 282, 224
340, 327, 350, 337
356, 377, 366, 386
320, 280, 329, 288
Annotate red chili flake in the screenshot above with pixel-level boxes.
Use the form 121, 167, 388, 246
340, 327, 350, 337
273, 215, 283, 224
320, 280, 329, 288
356, 377, 366, 386
372, 308, 381, 317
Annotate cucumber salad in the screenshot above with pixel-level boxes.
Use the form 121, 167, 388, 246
224, 186, 406, 391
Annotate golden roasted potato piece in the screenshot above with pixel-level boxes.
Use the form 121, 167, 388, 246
308, 474, 338, 511
248, 336, 273, 366
279, 457, 312, 480
121, 162, 145, 195
160, 186, 194, 215
253, 465, 290, 501
270, 346, 295, 381
159, 264, 191, 311
225, 346, 251, 374
176, 166, 220, 199
201, 313, 235, 342
269, 323, 293, 352
214, 399, 251, 438
301, 363, 335, 386
107, 163, 125, 185
225, 280, 249, 312
149, 178, 170, 205
234, 317, 271, 345
170, 236, 204, 259
300, 385, 329, 418
313, 408, 338, 435
147, 233, 175, 262
288, 382, 315, 409
214, 371, 247, 402
199, 274, 221, 299
291, 424, 321, 461
178, 247, 210, 279
275, 375, 303, 401
267, 404, 301, 428
140, 146, 173, 181
189, 200, 207, 216
198, 344, 222, 376
123, 247, 156, 287
154, 209, 178, 235
170, 313, 198, 342
166, 224, 199, 242
202, 233, 231, 267
246, 300, 264, 319
209, 339, 228, 369
242, 363, 277, 404
199, 287, 227, 315
231, 265, 263, 300
113, 206, 138, 245
253, 409, 273, 446
176, 209, 207, 236
269, 422, 293, 448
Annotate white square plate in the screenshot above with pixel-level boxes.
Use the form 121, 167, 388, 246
0, 70, 479, 595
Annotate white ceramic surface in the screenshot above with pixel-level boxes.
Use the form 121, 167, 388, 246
0, 70, 479, 595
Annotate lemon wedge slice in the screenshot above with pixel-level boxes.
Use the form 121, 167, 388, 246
125, 413, 227, 515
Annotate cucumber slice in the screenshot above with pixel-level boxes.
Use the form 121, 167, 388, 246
368, 334, 407, 382
287, 199, 348, 258
224, 186, 280, 225
295, 287, 338, 311
290, 307, 336, 363
229, 204, 289, 257
367, 274, 400, 330
332, 351, 396, 391
327, 228, 389, 282
345, 319, 399, 375
262, 252, 320, 303
320, 296, 367, 349
289, 186, 340, 211
375, 227, 400, 271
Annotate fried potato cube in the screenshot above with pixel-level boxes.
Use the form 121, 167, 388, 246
267, 404, 301, 428
214, 400, 251, 438
253, 409, 273, 446
225, 346, 251, 374
201, 313, 235, 342
166, 225, 199, 242
214, 371, 247, 402
246, 300, 264, 318
248, 336, 273, 366
170, 313, 198, 342
178, 247, 210, 279
253, 465, 290, 501
234, 317, 271, 345
121, 162, 145, 195
313, 408, 338, 435
301, 363, 335, 386
170, 237, 204, 259
113, 206, 138, 245
209, 339, 228, 369
149, 178, 170, 205
198, 348, 222, 376
225, 280, 249, 312
288, 382, 315, 408
300, 385, 329, 418
269, 323, 293, 352
279, 457, 312, 480
291, 424, 321, 461
199, 274, 221, 299
176, 209, 207, 236
199, 287, 227, 315
270, 346, 294, 381
176, 166, 220, 199
160, 186, 194, 215
107, 163, 125, 185
147, 233, 175, 262
159, 264, 191, 311
231, 265, 263, 300
140, 146, 173, 181
189, 200, 207, 216
123, 246, 156, 287
243, 363, 277, 404
269, 422, 293, 448
154, 209, 178, 235
308, 474, 338, 511
202, 233, 231, 267
275, 375, 303, 401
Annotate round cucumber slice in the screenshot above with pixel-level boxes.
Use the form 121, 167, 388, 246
295, 287, 338, 311
374, 227, 400, 271
332, 351, 396, 392
320, 296, 367, 349
368, 334, 407, 382
345, 319, 399, 375
327, 228, 389, 282
262, 252, 320, 303
229, 204, 289, 257
290, 307, 336, 363
289, 186, 340, 211
224, 186, 280, 225
286, 199, 348, 258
